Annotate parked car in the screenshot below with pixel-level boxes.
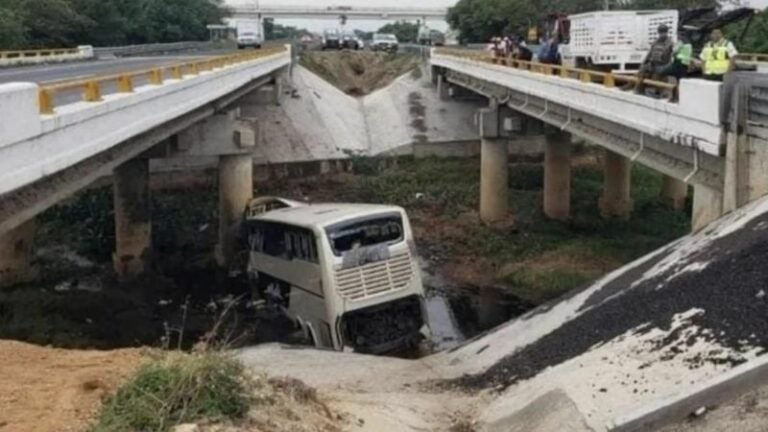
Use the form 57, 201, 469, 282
237, 31, 262, 49
371, 33, 399, 53
341, 33, 365, 50
322, 29, 342, 50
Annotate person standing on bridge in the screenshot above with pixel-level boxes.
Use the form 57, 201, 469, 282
699, 29, 738, 82
636, 24, 675, 95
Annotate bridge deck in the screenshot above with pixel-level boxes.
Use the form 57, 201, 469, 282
431, 50, 727, 191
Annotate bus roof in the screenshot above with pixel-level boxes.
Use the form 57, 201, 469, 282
251, 203, 405, 229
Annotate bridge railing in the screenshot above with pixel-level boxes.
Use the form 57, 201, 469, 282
736, 53, 768, 63
434, 48, 676, 101
38, 46, 287, 114
0, 46, 94, 66
0, 48, 78, 59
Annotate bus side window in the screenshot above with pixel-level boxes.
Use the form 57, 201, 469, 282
263, 223, 286, 257
249, 223, 265, 252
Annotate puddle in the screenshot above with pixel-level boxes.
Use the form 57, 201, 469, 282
420, 257, 535, 353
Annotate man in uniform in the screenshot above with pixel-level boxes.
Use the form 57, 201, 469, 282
699, 29, 738, 81
636, 24, 675, 95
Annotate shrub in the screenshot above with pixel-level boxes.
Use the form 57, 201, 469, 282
91, 352, 252, 432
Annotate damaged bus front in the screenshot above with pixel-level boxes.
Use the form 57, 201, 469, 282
243, 199, 428, 354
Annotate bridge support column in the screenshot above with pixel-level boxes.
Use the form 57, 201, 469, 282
0, 220, 36, 287
660, 175, 688, 211
272, 73, 283, 106
600, 150, 633, 219
437, 74, 450, 100
113, 158, 151, 277
216, 154, 253, 267
478, 106, 508, 224
599, 150, 633, 220
543, 131, 571, 221
692, 186, 724, 232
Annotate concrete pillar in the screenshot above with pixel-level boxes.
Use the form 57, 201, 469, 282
692, 186, 724, 232
480, 138, 509, 223
0, 220, 36, 287
272, 74, 283, 106
543, 131, 572, 221
437, 74, 450, 100
217, 154, 254, 267
660, 175, 688, 211
478, 105, 509, 224
599, 150, 633, 220
113, 158, 151, 277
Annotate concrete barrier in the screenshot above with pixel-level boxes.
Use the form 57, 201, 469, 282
609, 355, 768, 431
431, 52, 725, 157
0, 46, 94, 67
93, 41, 234, 58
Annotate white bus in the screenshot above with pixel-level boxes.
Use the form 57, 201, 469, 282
242, 197, 428, 354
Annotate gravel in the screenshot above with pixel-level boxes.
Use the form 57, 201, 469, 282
443, 210, 768, 391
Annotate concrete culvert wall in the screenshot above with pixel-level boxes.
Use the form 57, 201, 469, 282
428, 192, 768, 431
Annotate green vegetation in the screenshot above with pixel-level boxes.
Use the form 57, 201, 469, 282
263, 18, 308, 41
263, 155, 690, 304
726, 12, 768, 53
0, 0, 226, 49
91, 352, 252, 432
377, 21, 420, 43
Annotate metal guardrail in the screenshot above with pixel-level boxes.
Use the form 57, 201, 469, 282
0, 48, 79, 59
736, 53, 768, 63
93, 41, 232, 58
37, 46, 287, 115
434, 48, 676, 101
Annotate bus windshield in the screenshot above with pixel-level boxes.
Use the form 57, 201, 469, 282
326, 214, 404, 257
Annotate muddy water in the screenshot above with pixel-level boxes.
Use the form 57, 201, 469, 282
419, 259, 535, 355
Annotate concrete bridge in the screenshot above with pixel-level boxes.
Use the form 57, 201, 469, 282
226, 3, 448, 21
0, 46, 290, 285
430, 48, 768, 232
3, 43, 768, 288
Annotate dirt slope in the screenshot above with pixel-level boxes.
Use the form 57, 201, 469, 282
0, 340, 144, 432
299, 51, 421, 96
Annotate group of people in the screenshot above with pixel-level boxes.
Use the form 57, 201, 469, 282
638, 25, 738, 93
486, 24, 739, 99
488, 36, 535, 62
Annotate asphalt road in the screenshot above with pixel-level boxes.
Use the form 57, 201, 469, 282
0, 49, 246, 109
0, 50, 240, 85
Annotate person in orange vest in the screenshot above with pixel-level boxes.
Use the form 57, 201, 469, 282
699, 29, 738, 81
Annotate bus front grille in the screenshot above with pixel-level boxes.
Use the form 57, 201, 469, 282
334, 251, 415, 301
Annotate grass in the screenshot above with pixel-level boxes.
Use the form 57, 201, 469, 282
91, 352, 253, 432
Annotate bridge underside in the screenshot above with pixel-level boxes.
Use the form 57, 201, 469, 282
444, 70, 725, 192
0, 76, 272, 238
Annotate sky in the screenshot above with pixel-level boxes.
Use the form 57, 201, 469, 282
224, 0, 458, 32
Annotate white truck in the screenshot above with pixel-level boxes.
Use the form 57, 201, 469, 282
233, 19, 264, 49
558, 10, 678, 72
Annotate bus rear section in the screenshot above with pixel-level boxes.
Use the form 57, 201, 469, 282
323, 211, 427, 354
244, 202, 428, 355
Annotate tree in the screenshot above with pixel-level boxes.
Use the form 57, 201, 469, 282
0, 0, 228, 49
0, 6, 26, 49
18, 0, 90, 48
726, 8, 768, 53
378, 21, 420, 43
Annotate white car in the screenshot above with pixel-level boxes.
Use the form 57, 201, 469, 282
237, 32, 262, 49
